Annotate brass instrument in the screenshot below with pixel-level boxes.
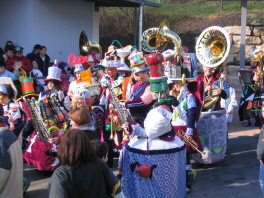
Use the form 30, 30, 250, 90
195, 26, 230, 68
140, 27, 160, 53
79, 31, 102, 56
177, 129, 205, 157
195, 27, 230, 110
202, 87, 220, 111
105, 77, 134, 139
156, 19, 182, 57
140, 20, 182, 57
250, 49, 264, 90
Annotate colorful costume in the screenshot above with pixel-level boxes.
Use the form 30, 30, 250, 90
23, 65, 69, 170
121, 106, 186, 198
125, 81, 154, 122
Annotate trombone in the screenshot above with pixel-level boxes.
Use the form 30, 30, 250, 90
177, 129, 205, 158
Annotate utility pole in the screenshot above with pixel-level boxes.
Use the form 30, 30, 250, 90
240, 0, 247, 69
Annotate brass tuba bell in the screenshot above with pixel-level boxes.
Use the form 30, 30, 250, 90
195, 26, 230, 68
140, 27, 160, 53
79, 31, 102, 56
156, 19, 182, 57
140, 20, 181, 56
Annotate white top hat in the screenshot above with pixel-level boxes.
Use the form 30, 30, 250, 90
44, 66, 62, 84
74, 88, 92, 99
101, 59, 123, 68
117, 63, 132, 72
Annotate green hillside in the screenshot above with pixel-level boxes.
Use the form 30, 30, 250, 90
147, 0, 264, 16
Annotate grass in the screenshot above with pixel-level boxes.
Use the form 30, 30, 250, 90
144, 0, 264, 16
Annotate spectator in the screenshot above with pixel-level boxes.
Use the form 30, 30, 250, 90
29, 60, 45, 93
0, 103, 23, 198
35, 46, 50, 76
91, 139, 124, 198
26, 44, 41, 62
48, 129, 113, 198
4, 40, 14, 52
0, 60, 21, 80
5, 46, 32, 72
2, 45, 14, 62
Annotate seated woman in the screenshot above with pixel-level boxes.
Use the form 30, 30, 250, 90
48, 129, 113, 198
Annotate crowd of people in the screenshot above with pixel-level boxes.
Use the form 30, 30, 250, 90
0, 38, 263, 198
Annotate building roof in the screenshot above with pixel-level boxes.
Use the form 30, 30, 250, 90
86, 0, 161, 7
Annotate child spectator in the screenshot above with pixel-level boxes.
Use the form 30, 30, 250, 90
91, 139, 124, 198
6, 46, 32, 72
2, 45, 14, 62
29, 60, 45, 93
0, 60, 21, 80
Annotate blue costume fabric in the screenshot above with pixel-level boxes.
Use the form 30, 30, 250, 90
122, 139, 186, 198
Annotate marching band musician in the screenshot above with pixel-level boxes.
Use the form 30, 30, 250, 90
170, 78, 203, 193
197, 65, 229, 111
39, 65, 70, 111
120, 52, 186, 197
100, 59, 125, 167
72, 87, 98, 133
125, 51, 155, 124
67, 64, 85, 99
23, 64, 70, 171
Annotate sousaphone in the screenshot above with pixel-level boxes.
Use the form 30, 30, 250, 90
140, 20, 182, 56
79, 31, 102, 56
195, 26, 230, 68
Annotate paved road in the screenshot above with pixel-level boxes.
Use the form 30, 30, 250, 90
24, 83, 263, 198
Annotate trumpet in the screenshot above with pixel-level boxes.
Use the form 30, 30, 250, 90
177, 129, 205, 157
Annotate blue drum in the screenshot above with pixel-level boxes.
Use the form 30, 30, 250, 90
193, 109, 227, 164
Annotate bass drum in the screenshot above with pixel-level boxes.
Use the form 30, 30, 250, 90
192, 109, 227, 164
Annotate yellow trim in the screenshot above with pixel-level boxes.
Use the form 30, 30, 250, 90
111, 180, 121, 198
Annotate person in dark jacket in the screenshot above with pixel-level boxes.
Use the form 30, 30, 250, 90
91, 139, 124, 198
35, 46, 50, 76
26, 44, 41, 62
48, 129, 113, 198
